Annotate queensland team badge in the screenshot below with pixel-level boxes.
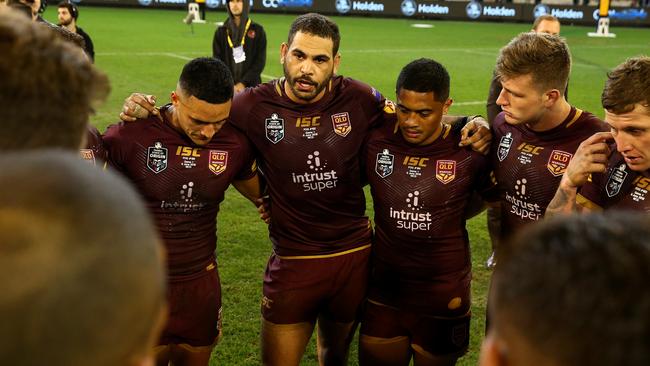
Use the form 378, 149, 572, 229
497, 132, 513, 162
375, 149, 394, 178
436, 160, 456, 184
79, 149, 95, 165
547, 150, 573, 177
147, 141, 168, 174
265, 113, 285, 144
606, 163, 628, 197
208, 150, 228, 176
331, 112, 351, 137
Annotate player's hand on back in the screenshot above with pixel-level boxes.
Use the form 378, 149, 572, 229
459, 116, 492, 155
560, 131, 613, 189
119, 93, 159, 122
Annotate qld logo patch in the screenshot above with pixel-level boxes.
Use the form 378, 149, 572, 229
383, 99, 396, 114
208, 150, 228, 176
375, 149, 394, 178
606, 163, 628, 197
79, 149, 95, 165
147, 142, 168, 174
436, 160, 456, 184
547, 150, 573, 177
265, 113, 285, 144
497, 132, 513, 162
331, 112, 351, 137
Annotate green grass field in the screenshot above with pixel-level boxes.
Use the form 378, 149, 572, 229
42, 7, 650, 365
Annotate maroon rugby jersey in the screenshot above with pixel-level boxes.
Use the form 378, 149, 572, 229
578, 147, 650, 212
363, 119, 491, 309
491, 107, 607, 240
80, 125, 106, 167
229, 76, 388, 256
103, 104, 256, 277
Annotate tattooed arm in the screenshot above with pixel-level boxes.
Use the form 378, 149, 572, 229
546, 132, 612, 217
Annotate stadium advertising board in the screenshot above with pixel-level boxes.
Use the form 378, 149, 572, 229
76, 0, 650, 26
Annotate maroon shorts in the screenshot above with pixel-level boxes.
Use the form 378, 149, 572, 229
360, 300, 470, 357
261, 245, 370, 324
159, 264, 222, 348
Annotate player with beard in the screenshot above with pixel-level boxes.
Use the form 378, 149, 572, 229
360, 59, 492, 366
119, 13, 491, 365
212, 0, 266, 93
546, 56, 650, 213
487, 32, 606, 248
57, 1, 94, 62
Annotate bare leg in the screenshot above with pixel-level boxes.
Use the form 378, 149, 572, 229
315, 315, 357, 366
155, 345, 171, 366
261, 318, 315, 366
412, 345, 458, 366
168, 344, 213, 366
358, 334, 411, 366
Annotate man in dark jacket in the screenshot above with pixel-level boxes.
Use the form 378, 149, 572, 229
212, 0, 266, 93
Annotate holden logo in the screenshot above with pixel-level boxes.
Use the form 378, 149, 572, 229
533, 4, 550, 18
336, 0, 351, 13
466, 1, 482, 19
401, 0, 416, 16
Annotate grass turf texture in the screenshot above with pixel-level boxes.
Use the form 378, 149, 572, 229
43, 7, 650, 365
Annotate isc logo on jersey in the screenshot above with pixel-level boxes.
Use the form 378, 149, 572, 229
631, 176, 649, 202
291, 151, 339, 192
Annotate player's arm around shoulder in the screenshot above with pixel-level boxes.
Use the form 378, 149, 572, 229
119, 93, 160, 122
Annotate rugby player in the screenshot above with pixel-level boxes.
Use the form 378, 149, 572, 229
0, 151, 166, 366
119, 13, 491, 365
103, 57, 262, 366
360, 59, 492, 366
484, 14, 562, 268
480, 212, 650, 366
487, 32, 607, 248
546, 56, 650, 213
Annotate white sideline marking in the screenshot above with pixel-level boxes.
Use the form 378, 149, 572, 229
454, 101, 484, 106
162, 53, 192, 60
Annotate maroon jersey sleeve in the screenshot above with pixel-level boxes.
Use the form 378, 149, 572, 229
491, 107, 608, 240
229, 77, 388, 256
578, 149, 650, 212
80, 125, 107, 167
365, 120, 489, 309
103, 105, 256, 277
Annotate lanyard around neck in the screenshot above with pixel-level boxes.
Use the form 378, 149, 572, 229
227, 18, 252, 48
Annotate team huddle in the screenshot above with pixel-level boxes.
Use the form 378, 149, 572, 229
2, 4, 650, 366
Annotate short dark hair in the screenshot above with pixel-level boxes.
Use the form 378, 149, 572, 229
0, 10, 109, 151
0, 151, 166, 366
496, 32, 570, 94
57, 1, 78, 19
491, 212, 650, 366
601, 56, 650, 115
396, 58, 450, 102
179, 57, 233, 104
288, 13, 340, 55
